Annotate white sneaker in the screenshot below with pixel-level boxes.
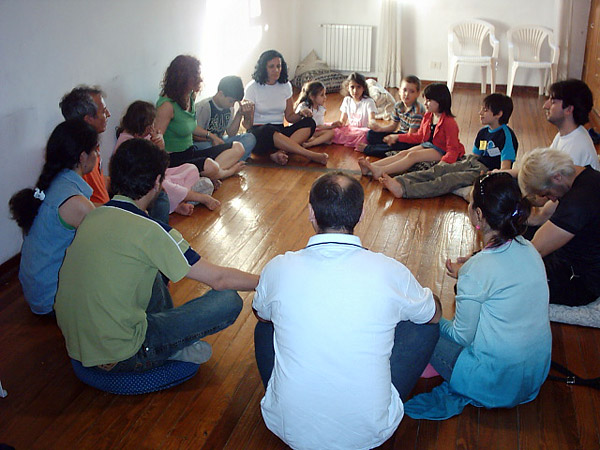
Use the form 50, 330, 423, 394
168, 340, 212, 364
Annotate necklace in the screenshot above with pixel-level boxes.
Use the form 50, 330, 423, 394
305, 241, 367, 250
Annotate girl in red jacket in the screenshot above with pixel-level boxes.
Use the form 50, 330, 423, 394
359, 83, 464, 179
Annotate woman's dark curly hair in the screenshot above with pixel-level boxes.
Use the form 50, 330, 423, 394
9, 119, 98, 234
160, 55, 202, 110
252, 50, 288, 85
117, 101, 156, 138
472, 172, 531, 248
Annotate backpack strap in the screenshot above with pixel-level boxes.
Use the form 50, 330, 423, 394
549, 361, 600, 390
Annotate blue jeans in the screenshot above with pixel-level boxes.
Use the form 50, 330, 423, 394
429, 335, 463, 381
111, 274, 243, 372
254, 319, 439, 402
147, 190, 170, 224
193, 133, 257, 161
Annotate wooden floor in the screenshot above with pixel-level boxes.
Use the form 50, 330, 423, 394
2, 86, 600, 449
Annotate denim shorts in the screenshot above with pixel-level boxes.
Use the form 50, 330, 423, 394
422, 141, 445, 155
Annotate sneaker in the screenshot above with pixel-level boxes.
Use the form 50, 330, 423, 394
168, 340, 212, 364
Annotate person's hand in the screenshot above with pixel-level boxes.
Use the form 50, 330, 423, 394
445, 256, 470, 279
240, 100, 254, 117
383, 134, 399, 146
149, 127, 165, 149
209, 133, 225, 146
298, 108, 313, 118
370, 122, 381, 132
331, 120, 343, 128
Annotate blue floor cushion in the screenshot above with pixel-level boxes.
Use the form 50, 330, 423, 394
71, 359, 200, 395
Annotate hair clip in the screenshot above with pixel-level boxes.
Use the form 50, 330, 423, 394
511, 207, 519, 217
33, 188, 45, 201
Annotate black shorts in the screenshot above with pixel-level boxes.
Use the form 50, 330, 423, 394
249, 117, 316, 155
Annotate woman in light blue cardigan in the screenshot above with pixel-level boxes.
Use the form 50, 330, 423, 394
405, 172, 551, 420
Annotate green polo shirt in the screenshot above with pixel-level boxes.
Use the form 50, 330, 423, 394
55, 195, 200, 367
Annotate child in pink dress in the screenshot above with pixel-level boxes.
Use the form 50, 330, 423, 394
115, 101, 219, 215
333, 72, 377, 148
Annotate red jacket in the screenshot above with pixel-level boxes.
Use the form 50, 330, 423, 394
397, 112, 465, 163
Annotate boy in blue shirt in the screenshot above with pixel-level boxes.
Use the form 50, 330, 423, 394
380, 93, 517, 199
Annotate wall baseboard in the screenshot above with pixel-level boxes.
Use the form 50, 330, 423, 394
0, 253, 20, 285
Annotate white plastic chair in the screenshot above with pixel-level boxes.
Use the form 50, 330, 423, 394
506, 25, 559, 97
447, 19, 499, 94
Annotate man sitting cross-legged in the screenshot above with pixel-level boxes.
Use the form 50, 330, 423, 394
252, 172, 441, 449
55, 138, 258, 372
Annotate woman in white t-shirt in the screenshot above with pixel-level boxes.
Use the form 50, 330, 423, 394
243, 50, 328, 165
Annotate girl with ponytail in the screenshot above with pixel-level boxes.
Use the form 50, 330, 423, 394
9, 119, 98, 315
405, 172, 552, 420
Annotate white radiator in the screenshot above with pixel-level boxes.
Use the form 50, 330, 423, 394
321, 24, 373, 72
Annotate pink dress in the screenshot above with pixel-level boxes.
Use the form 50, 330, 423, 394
332, 97, 377, 147
115, 132, 201, 213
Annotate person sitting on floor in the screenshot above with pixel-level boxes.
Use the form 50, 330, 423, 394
253, 172, 441, 449
59, 86, 111, 205
405, 173, 551, 420
242, 49, 328, 165
115, 100, 220, 215
54, 138, 259, 372
379, 93, 517, 199
358, 83, 465, 179
155, 55, 245, 181
195, 75, 256, 160
357, 74, 426, 157
9, 119, 98, 315
518, 147, 600, 307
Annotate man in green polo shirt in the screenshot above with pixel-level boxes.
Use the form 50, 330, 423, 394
55, 138, 259, 372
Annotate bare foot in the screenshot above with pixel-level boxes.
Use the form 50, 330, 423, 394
355, 143, 367, 153
302, 138, 315, 148
357, 157, 372, 176
218, 161, 245, 179
380, 173, 404, 198
312, 152, 329, 165
198, 194, 221, 211
174, 203, 194, 216
211, 179, 222, 191
270, 150, 289, 165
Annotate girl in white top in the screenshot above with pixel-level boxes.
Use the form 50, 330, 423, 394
294, 81, 340, 148
242, 50, 328, 166
310, 72, 377, 150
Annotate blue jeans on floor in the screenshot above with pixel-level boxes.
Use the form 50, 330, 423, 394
429, 335, 463, 381
193, 133, 257, 161
112, 274, 243, 372
254, 319, 439, 402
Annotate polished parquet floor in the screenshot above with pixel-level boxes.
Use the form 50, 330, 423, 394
1, 85, 600, 449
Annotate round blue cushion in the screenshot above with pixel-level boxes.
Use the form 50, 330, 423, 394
71, 359, 200, 395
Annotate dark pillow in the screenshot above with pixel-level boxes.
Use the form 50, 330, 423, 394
292, 69, 347, 93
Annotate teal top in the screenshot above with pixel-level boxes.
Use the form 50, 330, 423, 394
405, 237, 552, 419
157, 95, 196, 153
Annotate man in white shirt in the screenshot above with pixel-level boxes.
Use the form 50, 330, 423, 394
253, 172, 441, 450
543, 79, 599, 170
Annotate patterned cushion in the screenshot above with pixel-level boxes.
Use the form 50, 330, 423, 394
291, 69, 347, 93
71, 359, 200, 395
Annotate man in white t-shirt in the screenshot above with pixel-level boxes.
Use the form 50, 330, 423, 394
544, 79, 599, 170
253, 172, 441, 450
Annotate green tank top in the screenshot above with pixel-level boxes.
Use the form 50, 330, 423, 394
157, 95, 197, 153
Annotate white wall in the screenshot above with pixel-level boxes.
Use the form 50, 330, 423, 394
294, 0, 589, 85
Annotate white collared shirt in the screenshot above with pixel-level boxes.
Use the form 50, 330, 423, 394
253, 233, 435, 450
